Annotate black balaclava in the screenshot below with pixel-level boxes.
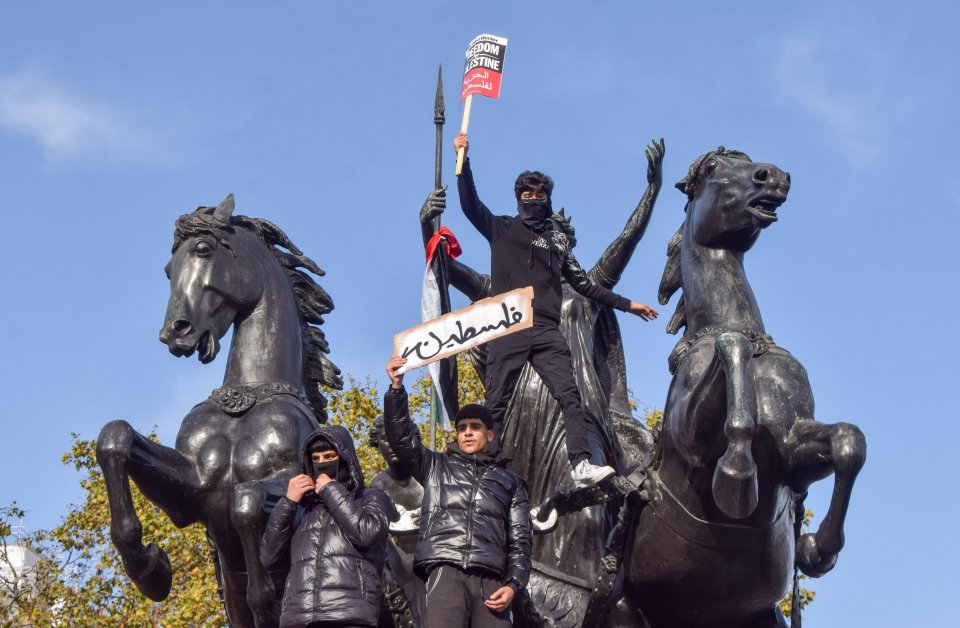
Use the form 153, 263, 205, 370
518, 197, 552, 230
309, 437, 340, 480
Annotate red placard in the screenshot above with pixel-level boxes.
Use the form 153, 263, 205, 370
461, 34, 508, 101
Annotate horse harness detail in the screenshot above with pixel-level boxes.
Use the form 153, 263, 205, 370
210, 383, 309, 417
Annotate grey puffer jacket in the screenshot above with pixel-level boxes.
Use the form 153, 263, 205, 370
260, 425, 390, 628
383, 386, 532, 589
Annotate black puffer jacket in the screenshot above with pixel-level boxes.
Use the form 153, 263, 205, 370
383, 386, 532, 589
260, 425, 390, 628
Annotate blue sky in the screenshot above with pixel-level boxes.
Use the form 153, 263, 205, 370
1, 2, 956, 625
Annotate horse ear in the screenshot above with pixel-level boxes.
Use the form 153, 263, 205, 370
213, 193, 235, 223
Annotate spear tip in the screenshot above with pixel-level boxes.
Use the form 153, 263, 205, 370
434, 65, 445, 123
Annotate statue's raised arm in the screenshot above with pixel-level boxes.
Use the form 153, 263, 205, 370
419, 186, 491, 302
590, 138, 664, 289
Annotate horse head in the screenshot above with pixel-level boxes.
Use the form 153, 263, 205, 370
159, 194, 264, 364
676, 147, 790, 253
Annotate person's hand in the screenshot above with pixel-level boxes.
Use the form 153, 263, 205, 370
646, 138, 665, 187
314, 473, 335, 492
484, 585, 515, 612
420, 185, 447, 225
286, 474, 315, 503
628, 302, 659, 321
453, 132, 469, 157
386, 355, 406, 389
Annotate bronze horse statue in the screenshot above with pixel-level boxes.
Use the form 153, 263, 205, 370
605, 149, 866, 627
96, 195, 341, 628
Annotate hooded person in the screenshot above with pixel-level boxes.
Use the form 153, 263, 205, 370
452, 131, 659, 487
260, 425, 391, 628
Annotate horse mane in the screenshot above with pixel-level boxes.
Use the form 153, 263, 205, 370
173, 208, 343, 422
657, 147, 752, 337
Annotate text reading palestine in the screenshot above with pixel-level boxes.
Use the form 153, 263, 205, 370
465, 55, 501, 73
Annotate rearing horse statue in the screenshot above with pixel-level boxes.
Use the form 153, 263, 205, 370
96, 195, 341, 628
608, 149, 867, 628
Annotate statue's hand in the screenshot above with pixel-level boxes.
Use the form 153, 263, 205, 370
389, 505, 421, 533
646, 138, 665, 187
420, 184, 447, 225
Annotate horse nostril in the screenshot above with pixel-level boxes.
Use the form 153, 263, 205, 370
753, 168, 769, 184
172, 320, 193, 336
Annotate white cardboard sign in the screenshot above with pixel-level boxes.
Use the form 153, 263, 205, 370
394, 286, 534, 374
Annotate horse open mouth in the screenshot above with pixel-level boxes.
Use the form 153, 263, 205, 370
748, 196, 783, 224
198, 331, 220, 364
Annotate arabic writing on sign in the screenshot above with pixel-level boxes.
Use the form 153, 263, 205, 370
463, 70, 489, 84
393, 286, 534, 374
401, 303, 523, 362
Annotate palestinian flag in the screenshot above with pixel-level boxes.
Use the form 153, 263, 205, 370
421, 227, 461, 429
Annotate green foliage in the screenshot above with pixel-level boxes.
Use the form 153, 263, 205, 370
325, 376, 387, 481
1, 434, 224, 627
643, 408, 663, 431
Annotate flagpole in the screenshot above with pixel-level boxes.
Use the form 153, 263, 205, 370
430, 65, 445, 451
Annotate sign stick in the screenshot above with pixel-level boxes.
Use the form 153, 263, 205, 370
454, 94, 473, 176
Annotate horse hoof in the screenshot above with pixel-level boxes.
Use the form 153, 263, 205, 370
130, 543, 173, 601
796, 533, 838, 577
712, 457, 758, 519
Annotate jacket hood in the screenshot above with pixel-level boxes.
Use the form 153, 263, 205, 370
301, 425, 365, 495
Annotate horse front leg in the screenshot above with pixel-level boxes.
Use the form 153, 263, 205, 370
711, 332, 759, 519
96, 420, 199, 600
231, 478, 286, 628
784, 420, 866, 577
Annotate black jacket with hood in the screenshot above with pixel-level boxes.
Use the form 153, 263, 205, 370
457, 157, 631, 326
260, 425, 390, 628
383, 386, 532, 589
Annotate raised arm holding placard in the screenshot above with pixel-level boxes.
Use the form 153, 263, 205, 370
453, 131, 659, 488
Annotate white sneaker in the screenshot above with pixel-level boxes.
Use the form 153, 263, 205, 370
571, 459, 616, 488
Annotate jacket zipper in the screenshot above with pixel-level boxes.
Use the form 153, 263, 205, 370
357, 559, 365, 597
313, 511, 325, 621
462, 454, 487, 569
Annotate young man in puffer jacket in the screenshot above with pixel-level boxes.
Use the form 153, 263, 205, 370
260, 424, 391, 628
384, 355, 532, 628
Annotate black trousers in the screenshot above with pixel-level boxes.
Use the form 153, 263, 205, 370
423, 565, 511, 628
485, 324, 601, 463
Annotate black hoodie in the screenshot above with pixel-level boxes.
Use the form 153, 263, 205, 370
260, 425, 390, 628
457, 158, 631, 325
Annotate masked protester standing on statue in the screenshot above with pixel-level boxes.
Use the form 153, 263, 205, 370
384, 355, 531, 628
260, 425, 390, 628
453, 131, 658, 487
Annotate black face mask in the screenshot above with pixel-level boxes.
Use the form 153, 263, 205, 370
310, 456, 339, 480
518, 198, 552, 229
